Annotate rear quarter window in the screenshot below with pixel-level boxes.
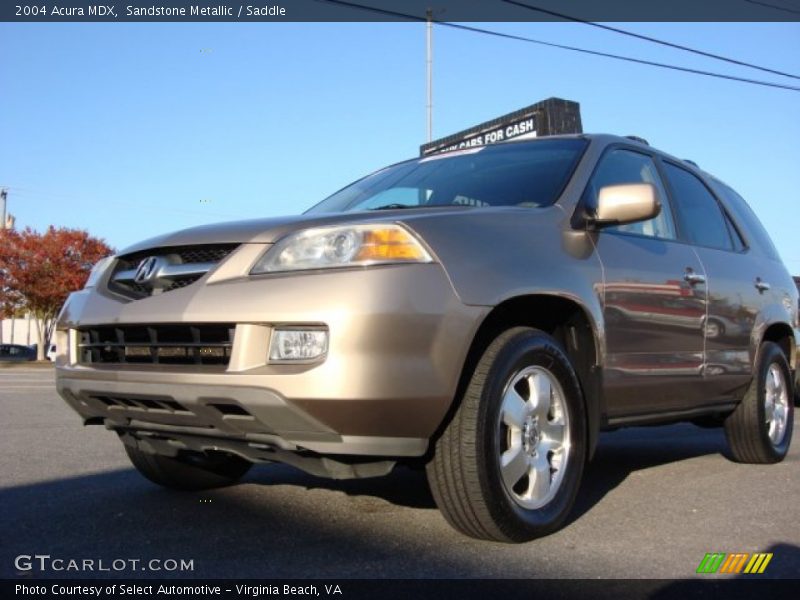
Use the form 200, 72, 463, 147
710, 180, 781, 261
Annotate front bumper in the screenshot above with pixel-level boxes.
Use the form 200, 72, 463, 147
55, 252, 485, 458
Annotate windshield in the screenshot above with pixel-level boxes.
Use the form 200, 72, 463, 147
305, 138, 588, 214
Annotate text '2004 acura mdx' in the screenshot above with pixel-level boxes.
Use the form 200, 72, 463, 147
55, 134, 797, 542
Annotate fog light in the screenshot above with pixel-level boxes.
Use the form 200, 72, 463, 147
269, 328, 328, 362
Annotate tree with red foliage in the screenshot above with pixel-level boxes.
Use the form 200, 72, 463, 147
0, 226, 113, 360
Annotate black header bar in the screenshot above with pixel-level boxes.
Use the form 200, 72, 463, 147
3, 578, 800, 600
2, 0, 800, 22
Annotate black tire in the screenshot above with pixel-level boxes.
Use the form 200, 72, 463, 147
426, 327, 587, 542
124, 443, 252, 491
795, 371, 800, 407
724, 342, 794, 464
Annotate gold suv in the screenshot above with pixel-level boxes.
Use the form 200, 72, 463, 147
55, 135, 797, 542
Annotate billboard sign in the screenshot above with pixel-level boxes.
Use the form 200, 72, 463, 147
420, 97, 582, 156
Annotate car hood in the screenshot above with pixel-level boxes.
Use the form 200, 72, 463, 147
119, 206, 478, 254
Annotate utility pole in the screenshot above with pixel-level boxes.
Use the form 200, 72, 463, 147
0, 189, 4, 344
0, 188, 7, 229
0, 188, 5, 344
426, 8, 433, 143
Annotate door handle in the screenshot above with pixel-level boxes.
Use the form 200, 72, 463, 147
684, 270, 706, 285
755, 278, 771, 293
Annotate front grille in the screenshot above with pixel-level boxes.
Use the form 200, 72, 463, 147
174, 247, 235, 264
108, 244, 239, 299
78, 324, 235, 366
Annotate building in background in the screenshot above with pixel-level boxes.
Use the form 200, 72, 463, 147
0, 315, 46, 349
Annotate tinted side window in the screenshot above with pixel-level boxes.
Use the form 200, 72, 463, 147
585, 149, 676, 239
712, 181, 781, 261
662, 162, 732, 250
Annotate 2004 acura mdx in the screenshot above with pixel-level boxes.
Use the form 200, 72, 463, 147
55, 134, 797, 542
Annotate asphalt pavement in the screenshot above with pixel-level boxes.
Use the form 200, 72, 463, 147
1, 367, 798, 580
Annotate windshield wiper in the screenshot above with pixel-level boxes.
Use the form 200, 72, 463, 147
367, 203, 476, 211
369, 203, 416, 210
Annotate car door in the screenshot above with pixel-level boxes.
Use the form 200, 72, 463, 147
660, 161, 761, 400
588, 148, 708, 420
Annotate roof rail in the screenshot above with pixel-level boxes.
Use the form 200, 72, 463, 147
683, 159, 699, 168
625, 135, 649, 146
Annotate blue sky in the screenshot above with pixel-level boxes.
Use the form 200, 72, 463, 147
1, 22, 799, 271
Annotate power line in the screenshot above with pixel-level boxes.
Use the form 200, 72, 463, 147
501, 0, 800, 81
313, 0, 800, 93
744, 0, 800, 16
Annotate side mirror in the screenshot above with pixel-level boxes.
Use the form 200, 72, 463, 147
587, 183, 661, 228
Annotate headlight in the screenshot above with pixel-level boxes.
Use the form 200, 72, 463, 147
83, 256, 115, 288
251, 224, 433, 274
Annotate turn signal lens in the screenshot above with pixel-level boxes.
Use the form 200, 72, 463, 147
355, 228, 430, 262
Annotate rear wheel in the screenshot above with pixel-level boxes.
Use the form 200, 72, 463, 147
426, 327, 586, 542
724, 341, 793, 463
124, 444, 252, 490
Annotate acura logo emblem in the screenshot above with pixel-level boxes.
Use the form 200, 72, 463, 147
133, 256, 163, 285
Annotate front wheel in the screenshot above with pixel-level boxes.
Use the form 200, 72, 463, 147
724, 341, 794, 463
426, 327, 586, 542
